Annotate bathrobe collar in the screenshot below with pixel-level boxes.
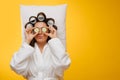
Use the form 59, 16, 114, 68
34, 42, 48, 55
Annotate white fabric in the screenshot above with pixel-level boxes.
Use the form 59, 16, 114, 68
10, 38, 71, 80
20, 4, 67, 48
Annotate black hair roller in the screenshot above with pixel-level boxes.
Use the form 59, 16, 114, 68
29, 16, 37, 25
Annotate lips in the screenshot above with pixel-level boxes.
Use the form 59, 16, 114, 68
36, 34, 44, 39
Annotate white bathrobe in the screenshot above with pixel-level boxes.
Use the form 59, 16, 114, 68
10, 38, 71, 80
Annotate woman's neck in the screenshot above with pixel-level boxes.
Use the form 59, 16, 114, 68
37, 41, 47, 53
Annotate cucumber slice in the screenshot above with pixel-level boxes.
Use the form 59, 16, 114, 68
42, 27, 47, 33
34, 27, 40, 33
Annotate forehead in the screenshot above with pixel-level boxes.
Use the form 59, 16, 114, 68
34, 22, 47, 27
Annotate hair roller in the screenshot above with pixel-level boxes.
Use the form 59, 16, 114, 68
29, 16, 37, 25
37, 12, 46, 22
46, 18, 55, 27
25, 22, 33, 29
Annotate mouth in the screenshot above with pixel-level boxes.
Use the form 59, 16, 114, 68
36, 34, 44, 39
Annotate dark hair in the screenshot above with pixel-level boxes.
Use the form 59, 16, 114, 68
25, 12, 57, 47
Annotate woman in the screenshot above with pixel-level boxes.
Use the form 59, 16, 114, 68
10, 12, 71, 80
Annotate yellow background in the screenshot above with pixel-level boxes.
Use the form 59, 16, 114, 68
0, 0, 120, 80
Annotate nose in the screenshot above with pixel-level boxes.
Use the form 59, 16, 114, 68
38, 29, 44, 35
38, 30, 41, 34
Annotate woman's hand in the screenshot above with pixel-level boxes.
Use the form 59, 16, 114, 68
45, 26, 57, 38
25, 27, 38, 44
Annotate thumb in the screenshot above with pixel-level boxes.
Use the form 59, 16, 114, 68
33, 32, 38, 37
44, 32, 50, 36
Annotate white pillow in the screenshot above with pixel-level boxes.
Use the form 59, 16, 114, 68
20, 4, 67, 48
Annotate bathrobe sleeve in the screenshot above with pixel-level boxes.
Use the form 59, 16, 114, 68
48, 38, 71, 77
10, 42, 35, 76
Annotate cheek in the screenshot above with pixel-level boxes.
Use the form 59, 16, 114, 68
44, 35, 48, 40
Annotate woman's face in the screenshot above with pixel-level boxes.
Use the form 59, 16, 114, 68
34, 22, 48, 43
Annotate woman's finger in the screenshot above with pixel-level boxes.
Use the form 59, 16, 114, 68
25, 28, 30, 33
51, 26, 56, 31
26, 27, 34, 31
48, 26, 54, 34
33, 31, 39, 37
27, 27, 34, 34
44, 32, 50, 36
48, 26, 52, 31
